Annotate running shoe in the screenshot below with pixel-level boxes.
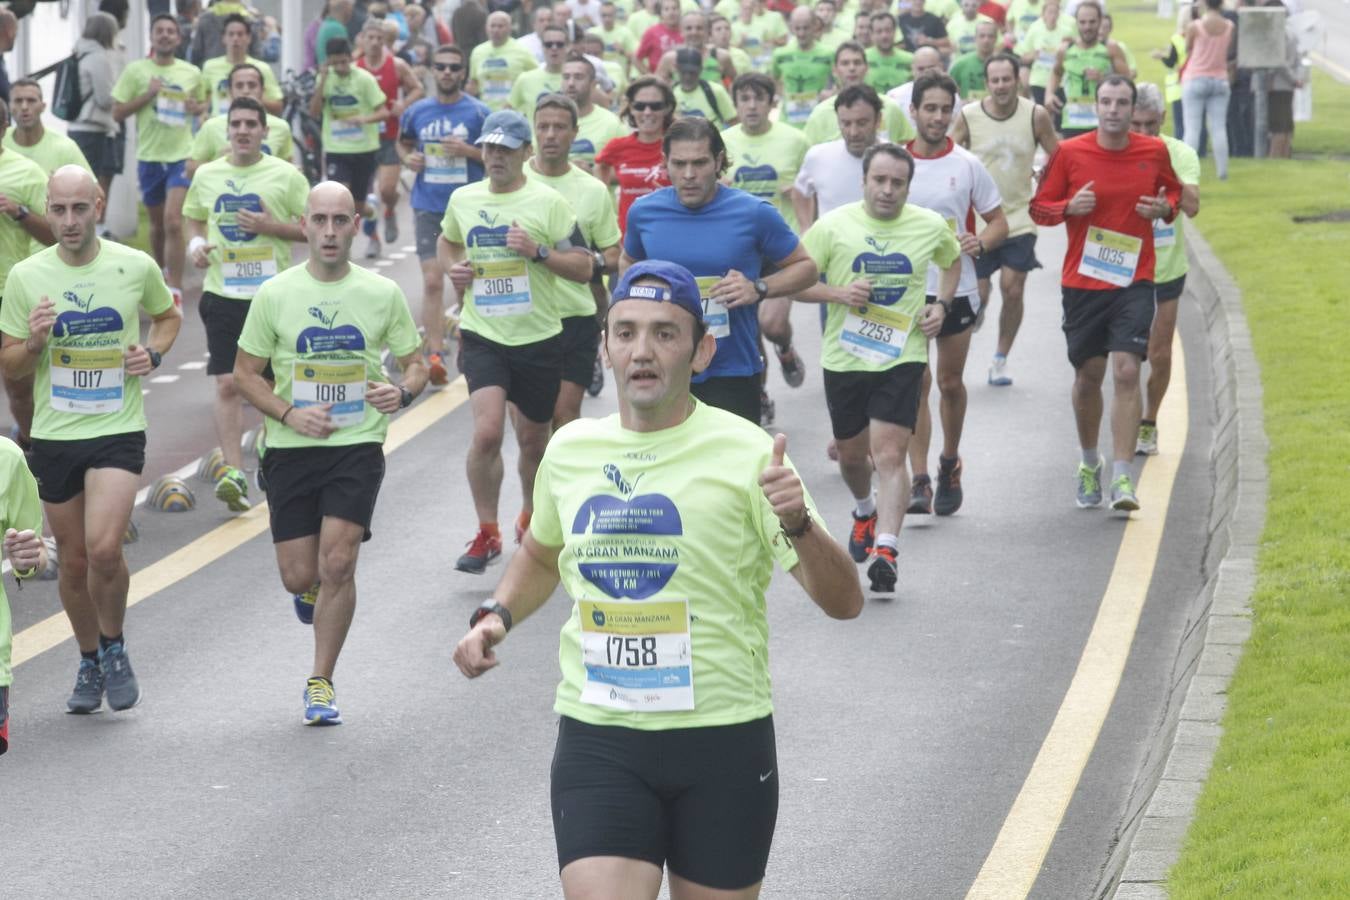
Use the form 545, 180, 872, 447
867, 546, 898, 594
303, 677, 342, 726
66, 658, 104, 714
760, 391, 775, 427
988, 355, 1012, 386
907, 474, 933, 515
847, 511, 877, 563
1076, 460, 1104, 508
293, 583, 319, 624
587, 353, 605, 398
934, 457, 963, 516
1109, 475, 1141, 512
214, 465, 252, 512
1136, 423, 1159, 456
427, 349, 449, 387
384, 213, 399, 244
364, 234, 381, 259
99, 642, 142, 711
456, 528, 502, 574
776, 346, 806, 388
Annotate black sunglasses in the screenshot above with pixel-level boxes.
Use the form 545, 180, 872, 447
632, 101, 668, 111
433, 62, 465, 71
543, 40, 568, 49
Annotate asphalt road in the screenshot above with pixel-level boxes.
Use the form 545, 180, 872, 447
1, 201, 1215, 899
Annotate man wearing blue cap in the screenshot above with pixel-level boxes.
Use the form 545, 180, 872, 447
621, 117, 818, 425
437, 108, 593, 575
454, 259, 863, 899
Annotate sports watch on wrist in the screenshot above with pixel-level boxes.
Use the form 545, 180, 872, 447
399, 385, 414, 408
469, 600, 513, 633
533, 244, 551, 263
753, 278, 769, 301
147, 349, 162, 369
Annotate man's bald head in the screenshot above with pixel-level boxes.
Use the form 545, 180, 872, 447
307, 181, 357, 216
49, 165, 101, 204
912, 46, 943, 79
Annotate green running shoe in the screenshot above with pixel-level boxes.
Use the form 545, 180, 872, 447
215, 466, 251, 512
1076, 460, 1104, 508
1109, 475, 1140, 512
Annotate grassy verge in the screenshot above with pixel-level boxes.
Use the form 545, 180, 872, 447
1112, 6, 1350, 897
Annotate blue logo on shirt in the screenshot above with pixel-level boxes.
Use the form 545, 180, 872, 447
572, 464, 683, 599
214, 179, 263, 243
852, 237, 913, 306
295, 306, 366, 353
53, 290, 124, 337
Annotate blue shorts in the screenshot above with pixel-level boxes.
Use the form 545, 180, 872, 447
137, 160, 191, 207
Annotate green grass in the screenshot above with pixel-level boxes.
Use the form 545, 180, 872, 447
1109, 6, 1350, 898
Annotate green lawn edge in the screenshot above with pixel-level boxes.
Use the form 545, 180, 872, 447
1110, 7, 1350, 898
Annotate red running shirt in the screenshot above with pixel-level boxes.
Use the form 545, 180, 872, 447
1031, 132, 1182, 290
596, 134, 670, 233
635, 24, 682, 73
358, 51, 400, 142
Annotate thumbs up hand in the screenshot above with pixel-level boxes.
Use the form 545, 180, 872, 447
759, 432, 807, 533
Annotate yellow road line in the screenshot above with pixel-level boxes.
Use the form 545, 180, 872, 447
1310, 51, 1350, 83
11, 377, 470, 670
965, 333, 1189, 899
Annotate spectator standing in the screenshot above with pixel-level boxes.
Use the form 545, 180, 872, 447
1265, 10, 1304, 159
1181, 0, 1233, 178
69, 12, 123, 228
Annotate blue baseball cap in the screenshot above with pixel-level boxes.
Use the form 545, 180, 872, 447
475, 110, 532, 149
611, 260, 704, 323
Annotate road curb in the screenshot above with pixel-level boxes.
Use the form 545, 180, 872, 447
1099, 229, 1269, 899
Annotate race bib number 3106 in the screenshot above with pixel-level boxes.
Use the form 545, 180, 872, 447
579, 598, 693, 712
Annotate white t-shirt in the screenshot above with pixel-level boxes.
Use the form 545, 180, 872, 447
518, 32, 546, 63
888, 81, 963, 133
568, 0, 604, 26
905, 139, 1003, 301
793, 140, 864, 223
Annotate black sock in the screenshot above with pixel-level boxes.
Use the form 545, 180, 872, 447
1140, 418, 1156, 426
98, 633, 124, 652
81, 649, 99, 664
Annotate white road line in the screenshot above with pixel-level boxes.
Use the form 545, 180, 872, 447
149, 374, 180, 383
177, 360, 207, 370
374, 259, 395, 268
387, 252, 407, 260
400, 245, 417, 253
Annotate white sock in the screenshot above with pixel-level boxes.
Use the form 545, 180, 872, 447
854, 493, 876, 517
876, 532, 898, 550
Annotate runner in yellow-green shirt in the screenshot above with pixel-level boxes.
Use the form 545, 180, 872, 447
799, 143, 961, 595
453, 257, 861, 899
527, 94, 622, 426
865, 13, 915, 95
1130, 83, 1200, 457
0, 165, 182, 718
802, 41, 915, 146
561, 54, 629, 172
184, 97, 310, 514
186, 63, 294, 177
234, 181, 427, 728
1046, 2, 1129, 136
4, 80, 92, 177
0, 438, 46, 756
732, 0, 788, 72
671, 49, 737, 128
111, 14, 208, 308
471, 13, 540, 112
309, 36, 389, 259
506, 24, 568, 121
1015, 0, 1074, 105
0, 90, 58, 449
771, 8, 835, 127
200, 12, 284, 116
721, 72, 811, 390
437, 109, 594, 574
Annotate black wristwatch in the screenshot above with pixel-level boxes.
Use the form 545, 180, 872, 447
753, 278, 769, 301
533, 244, 551, 263
147, 348, 162, 369
935, 298, 952, 316
590, 250, 606, 284
469, 600, 513, 633
15, 204, 29, 221
398, 385, 414, 408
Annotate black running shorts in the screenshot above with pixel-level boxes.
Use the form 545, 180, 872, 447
559, 315, 601, 389
200, 291, 274, 378
459, 330, 563, 424
29, 432, 146, 504
823, 362, 925, 439
261, 442, 385, 543
974, 233, 1041, 279
325, 151, 379, 202
1154, 275, 1186, 303
691, 374, 760, 424
925, 295, 978, 337
1061, 282, 1155, 368
551, 715, 779, 891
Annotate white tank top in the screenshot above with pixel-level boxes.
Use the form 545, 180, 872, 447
963, 96, 1038, 238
